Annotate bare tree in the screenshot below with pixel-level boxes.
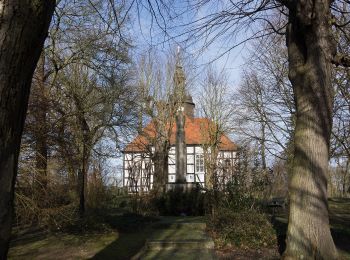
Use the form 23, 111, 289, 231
331, 70, 350, 196
234, 32, 294, 163
198, 67, 235, 189
18, 0, 134, 219
133, 51, 184, 193
0, 1, 55, 257
196, 67, 237, 216
0, 0, 134, 256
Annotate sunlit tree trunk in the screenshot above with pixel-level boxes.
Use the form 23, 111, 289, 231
0, 1, 55, 258
283, 1, 338, 258
153, 142, 169, 194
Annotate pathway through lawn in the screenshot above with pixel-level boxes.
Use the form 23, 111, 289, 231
8, 216, 214, 260
136, 216, 215, 259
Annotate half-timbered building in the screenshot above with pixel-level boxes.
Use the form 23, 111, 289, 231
123, 100, 237, 192
123, 63, 237, 193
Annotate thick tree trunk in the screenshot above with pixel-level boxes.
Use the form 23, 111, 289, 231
283, 1, 338, 259
0, 1, 55, 258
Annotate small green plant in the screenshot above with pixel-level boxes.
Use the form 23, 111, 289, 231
205, 163, 278, 250
207, 207, 277, 249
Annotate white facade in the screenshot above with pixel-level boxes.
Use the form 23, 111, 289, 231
123, 145, 236, 193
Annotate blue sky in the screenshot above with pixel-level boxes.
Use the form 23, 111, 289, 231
127, 1, 250, 90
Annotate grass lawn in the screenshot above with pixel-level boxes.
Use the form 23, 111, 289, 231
9, 229, 158, 260
272, 198, 350, 259
8, 214, 206, 260
8, 211, 158, 260
8, 199, 350, 259
9, 232, 118, 260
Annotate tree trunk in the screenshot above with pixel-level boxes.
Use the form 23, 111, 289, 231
260, 123, 267, 171
77, 138, 90, 218
0, 1, 55, 258
77, 166, 86, 218
153, 145, 168, 194
343, 160, 349, 196
77, 115, 90, 218
283, 1, 338, 259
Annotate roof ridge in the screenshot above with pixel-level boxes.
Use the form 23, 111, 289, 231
124, 116, 237, 152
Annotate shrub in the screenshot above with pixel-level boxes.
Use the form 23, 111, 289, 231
207, 207, 277, 249
152, 187, 205, 216
127, 187, 206, 216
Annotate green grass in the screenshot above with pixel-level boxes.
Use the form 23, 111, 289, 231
9, 230, 156, 260
8, 213, 208, 260
329, 198, 350, 259
9, 232, 118, 260
272, 198, 350, 259
9, 198, 350, 259
8, 210, 159, 260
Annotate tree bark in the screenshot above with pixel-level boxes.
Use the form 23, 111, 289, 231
153, 142, 169, 194
0, 1, 55, 258
260, 123, 267, 171
78, 134, 90, 218
75, 100, 91, 218
283, 1, 338, 259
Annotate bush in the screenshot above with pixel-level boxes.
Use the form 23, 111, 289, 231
127, 187, 206, 216
14, 183, 78, 231
207, 207, 277, 249
152, 187, 205, 216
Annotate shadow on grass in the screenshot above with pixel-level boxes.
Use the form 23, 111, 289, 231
90, 213, 159, 259
269, 198, 350, 257
329, 198, 350, 256
270, 215, 287, 256
90, 230, 150, 260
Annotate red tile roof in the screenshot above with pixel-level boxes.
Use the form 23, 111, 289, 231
124, 117, 237, 152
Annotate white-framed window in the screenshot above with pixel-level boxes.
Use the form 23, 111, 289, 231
195, 154, 204, 173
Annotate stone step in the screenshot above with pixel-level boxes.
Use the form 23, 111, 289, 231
141, 248, 215, 260
155, 216, 205, 224
150, 226, 207, 240
133, 218, 215, 260
146, 238, 214, 250
152, 222, 206, 230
